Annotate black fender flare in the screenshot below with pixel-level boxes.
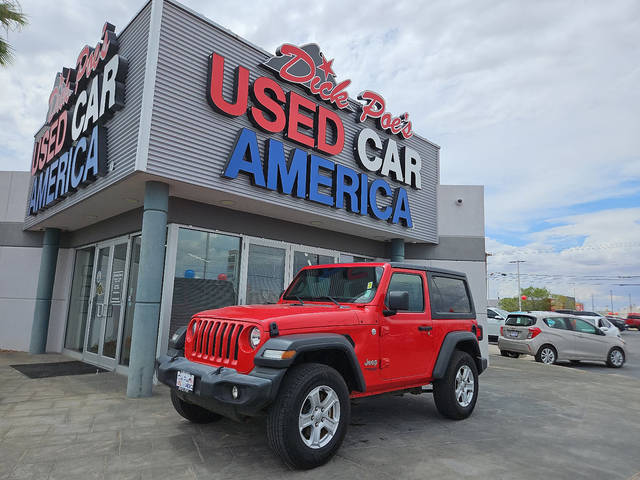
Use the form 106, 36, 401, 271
254, 333, 366, 392
432, 331, 485, 379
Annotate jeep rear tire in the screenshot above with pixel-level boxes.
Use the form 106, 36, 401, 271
267, 363, 350, 469
170, 389, 222, 424
432, 350, 478, 420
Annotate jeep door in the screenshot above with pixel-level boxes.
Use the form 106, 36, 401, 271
380, 270, 435, 380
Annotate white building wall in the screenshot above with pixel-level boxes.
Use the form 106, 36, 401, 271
436, 185, 488, 360
0, 171, 72, 353
0, 245, 41, 351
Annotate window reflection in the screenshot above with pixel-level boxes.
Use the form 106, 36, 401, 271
169, 228, 241, 338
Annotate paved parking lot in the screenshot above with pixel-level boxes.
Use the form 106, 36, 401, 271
1, 346, 639, 480
490, 328, 640, 380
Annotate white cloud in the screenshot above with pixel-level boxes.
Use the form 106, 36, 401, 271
488, 207, 640, 312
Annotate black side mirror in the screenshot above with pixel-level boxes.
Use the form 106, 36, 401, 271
387, 291, 410, 314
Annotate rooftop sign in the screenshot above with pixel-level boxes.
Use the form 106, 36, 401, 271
28, 23, 128, 216
207, 43, 421, 228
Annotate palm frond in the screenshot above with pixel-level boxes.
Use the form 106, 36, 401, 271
0, 1, 28, 30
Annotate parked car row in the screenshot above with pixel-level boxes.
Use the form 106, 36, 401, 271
496, 311, 626, 368
626, 313, 640, 329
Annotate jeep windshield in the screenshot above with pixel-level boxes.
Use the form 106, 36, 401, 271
283, 266, 384, 304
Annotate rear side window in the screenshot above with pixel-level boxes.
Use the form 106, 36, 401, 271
629, 314, 640, 320
544, 317, 568, 330
387, 273, 424, 312
506, 315, 537, 327
429, 276, 472, 314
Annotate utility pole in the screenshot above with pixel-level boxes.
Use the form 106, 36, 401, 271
591, 293, 594, 312
509, 260, 525, 311
630, 294, 633, 313
610, 290, 614, 313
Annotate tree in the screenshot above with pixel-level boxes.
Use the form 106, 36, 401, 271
0, 1, 27, 66
498, 286, 552, 312
498, 297, 520, 312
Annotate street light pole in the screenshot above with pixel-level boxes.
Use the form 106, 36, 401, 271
610, 290, 614, 313
509, 260, 525, 311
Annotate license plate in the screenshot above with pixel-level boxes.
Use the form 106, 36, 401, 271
509, 330, 519, 338
176, 371, 195, 392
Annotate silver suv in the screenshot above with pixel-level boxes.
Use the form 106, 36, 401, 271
498, 311, 626, 368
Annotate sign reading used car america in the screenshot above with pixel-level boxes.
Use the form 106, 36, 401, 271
207, 43, 421, 228
28, 23, 128, 216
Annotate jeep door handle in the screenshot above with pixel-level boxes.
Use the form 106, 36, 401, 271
418, 326, 432, 332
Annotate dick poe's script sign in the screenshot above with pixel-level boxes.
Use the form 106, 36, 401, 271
28, 23, 128, 216
207, 43, 422, 228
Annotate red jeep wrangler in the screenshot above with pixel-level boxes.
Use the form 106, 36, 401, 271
157, 262, 486, 469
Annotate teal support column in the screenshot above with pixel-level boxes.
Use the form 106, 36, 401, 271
390, 238, 405, 263
29, 228, 61, 354
127, 181, 169, 398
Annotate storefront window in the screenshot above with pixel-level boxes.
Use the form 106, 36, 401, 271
64, 247, 95, 352
169, 228, 241, 337
340, 254, 374, 263
119, 236, 141, 366
293, 251, 335, 276
246, 244, 286, 304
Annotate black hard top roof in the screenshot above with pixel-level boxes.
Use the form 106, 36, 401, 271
389, 263, 467, 278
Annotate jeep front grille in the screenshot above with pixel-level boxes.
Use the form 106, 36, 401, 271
189, 318, 245, 364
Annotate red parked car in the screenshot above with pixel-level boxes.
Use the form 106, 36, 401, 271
158, 262, 485, 469
626, 313, 640, 329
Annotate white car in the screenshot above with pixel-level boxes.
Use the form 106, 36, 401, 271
487, 307, 509, 341
578, 315, 621, 338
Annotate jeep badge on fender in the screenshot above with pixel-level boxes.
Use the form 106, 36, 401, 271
157, 262, 486, 470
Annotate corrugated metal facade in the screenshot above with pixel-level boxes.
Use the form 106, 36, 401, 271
146, 1, 439, 243
23, 3, 152, 229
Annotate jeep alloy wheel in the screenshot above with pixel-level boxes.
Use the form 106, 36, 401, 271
267, 363, 350, 469
454, 365, 474, 408
298, 385, 341, 449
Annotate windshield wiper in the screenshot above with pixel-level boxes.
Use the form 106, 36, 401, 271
320, 295, 340, 306
294, 295, 305, 306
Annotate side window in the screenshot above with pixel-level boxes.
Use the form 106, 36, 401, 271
387, 273, 424, 312
544, 317, 568, 330
574, 319, 598, 334
429, 276, 472, 314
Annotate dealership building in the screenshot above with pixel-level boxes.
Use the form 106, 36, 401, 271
0, 0, 487, 396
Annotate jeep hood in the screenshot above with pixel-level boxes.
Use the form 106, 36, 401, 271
196, 303, 360, 331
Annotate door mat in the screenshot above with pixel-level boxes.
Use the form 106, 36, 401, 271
10, 361, 108, 379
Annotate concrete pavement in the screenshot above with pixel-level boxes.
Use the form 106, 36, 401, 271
1, 349, 639, 479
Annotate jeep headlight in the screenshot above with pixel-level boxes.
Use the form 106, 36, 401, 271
249, 327, 261, 349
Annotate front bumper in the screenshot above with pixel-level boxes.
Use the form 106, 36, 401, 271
156, 355, 286, 419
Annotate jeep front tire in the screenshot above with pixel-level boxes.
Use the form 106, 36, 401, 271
170, 390, 222, 424
432, 350, 479, 420
267, 363, 350, 469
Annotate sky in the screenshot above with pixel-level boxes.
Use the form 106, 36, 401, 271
0, 0, 638, 312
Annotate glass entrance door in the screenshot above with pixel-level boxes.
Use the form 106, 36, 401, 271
242, 240, 287, 305
83, 240, 130, 369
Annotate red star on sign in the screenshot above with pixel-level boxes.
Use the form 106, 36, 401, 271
317, 54, 335, 80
